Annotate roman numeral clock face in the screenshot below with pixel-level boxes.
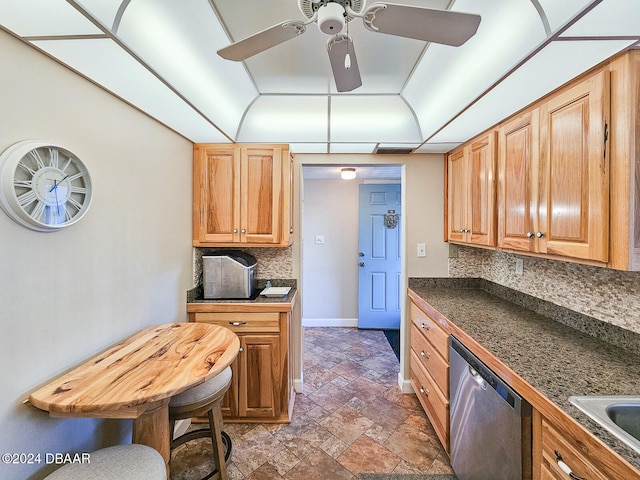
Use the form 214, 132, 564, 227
0, 140, 92, 231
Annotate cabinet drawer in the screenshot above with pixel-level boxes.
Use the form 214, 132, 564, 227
540, 417, 609, 480
410, 349, 449, 449
411, 323, 448, 395
193, 312, 280, 333
410, 302, 449, 360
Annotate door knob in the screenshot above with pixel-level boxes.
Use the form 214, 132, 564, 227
359, 262, 365, 267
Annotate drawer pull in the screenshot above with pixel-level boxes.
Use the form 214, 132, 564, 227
229, 321, 247, 326
420, 350, 429, 360
419, 386, 429, 397
554, 451, 586, 480
239, 347, 244, 353
421, 322, 430, 331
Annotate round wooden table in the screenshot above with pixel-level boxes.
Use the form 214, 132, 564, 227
29, 323, 240, 476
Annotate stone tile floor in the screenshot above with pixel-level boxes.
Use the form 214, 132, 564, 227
171, 327, 454, 479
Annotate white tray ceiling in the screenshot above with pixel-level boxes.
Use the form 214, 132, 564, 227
1, 0, 639, 153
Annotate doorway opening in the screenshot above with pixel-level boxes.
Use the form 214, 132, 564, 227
300, 163, 404, 366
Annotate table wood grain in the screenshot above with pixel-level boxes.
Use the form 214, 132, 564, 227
28, 322, 240, 474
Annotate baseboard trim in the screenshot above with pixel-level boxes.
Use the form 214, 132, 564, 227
398, 373, 414, 394
294, 375, 304, 393
302, 318, 358, 327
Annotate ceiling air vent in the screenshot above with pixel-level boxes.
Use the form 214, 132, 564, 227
374, 146, 415, 155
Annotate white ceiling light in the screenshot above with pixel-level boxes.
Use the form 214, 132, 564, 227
341, 167, 356, 180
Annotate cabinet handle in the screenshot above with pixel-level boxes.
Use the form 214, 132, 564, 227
459, 229, 465, 233
421, 322, 430, 331
526, 231, 534, 238
554, 451, 587, 480
229, 321, 247, 326
420, 350, 429, 360
238, 347, 244, 353
536, 231, 544, 238
241, 228, 246, 234
233, 228, 238, 233
419, 386, 429, 397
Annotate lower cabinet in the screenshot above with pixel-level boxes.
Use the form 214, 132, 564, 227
409, 301, 451, 450
189, 306, 295, 423
533, 409, 638, 480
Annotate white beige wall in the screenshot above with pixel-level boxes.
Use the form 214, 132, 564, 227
302, 178, 361, 324
0, 31, 193, 479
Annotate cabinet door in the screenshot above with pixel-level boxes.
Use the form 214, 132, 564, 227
469, 132, 497, 246
241, 147, 282, 244
193, 145, 241, 244
498, 110, 540, 252
221, 358, 239, 418
447, 147, 468, 243
538, 70, 609, 262
238, 334, 281, 418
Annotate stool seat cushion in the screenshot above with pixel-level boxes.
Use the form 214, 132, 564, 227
169, 366, 232, 410
44, 444, 165, 480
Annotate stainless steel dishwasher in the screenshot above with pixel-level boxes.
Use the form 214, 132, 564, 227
449, 336, 532, 480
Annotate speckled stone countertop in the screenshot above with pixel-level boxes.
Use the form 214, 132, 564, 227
408, 277, 640, 472
187, 279, 297, 304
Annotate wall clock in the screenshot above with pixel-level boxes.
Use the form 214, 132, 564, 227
0, 140, 93, 232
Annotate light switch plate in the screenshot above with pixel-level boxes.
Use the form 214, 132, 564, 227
417, 243, 426, 257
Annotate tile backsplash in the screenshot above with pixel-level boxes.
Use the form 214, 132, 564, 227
193, 246, 294, 286
449, 246, 640, 334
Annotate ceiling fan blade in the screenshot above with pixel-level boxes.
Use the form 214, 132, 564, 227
327, 34, 362, 92
217, 20, 307, 61
363, 3, 481, 46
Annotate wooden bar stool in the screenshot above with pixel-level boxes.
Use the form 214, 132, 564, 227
169, 366, 232, 480
43, 444, 166, 479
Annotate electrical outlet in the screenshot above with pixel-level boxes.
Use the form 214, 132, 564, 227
417, 243, 426, 257
515, 258, 524, 275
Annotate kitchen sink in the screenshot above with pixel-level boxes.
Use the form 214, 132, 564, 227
569, 396, 640, 454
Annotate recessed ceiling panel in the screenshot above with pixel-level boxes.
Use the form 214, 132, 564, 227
113, 0, 257, 139
330, 96, 421, 143
73, 0, 124, 31
429, 39, 636, 144
414, 142, 461, 154
329, 144, 378, 154
560, 0, 640, 37
237, 96, 328, 143
536, 0, 594, 33
33, 38, 229, 142
290, 144, 329, 154
0, 0, 102, 37
404, 0, 547, 141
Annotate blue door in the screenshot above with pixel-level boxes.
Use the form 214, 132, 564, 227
358, 183, 401, 329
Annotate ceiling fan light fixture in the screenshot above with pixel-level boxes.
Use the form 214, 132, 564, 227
318, 2, 346, 34
341, 167, 356, 179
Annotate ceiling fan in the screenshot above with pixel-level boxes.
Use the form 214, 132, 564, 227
217, 0, 481, 92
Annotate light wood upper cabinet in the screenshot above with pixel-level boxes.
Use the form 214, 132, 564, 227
193, 144, 293, 247
447, 131, 497, 247
497, 69, 610, 263
538, 70, 609, 262
498, 109, 540, 252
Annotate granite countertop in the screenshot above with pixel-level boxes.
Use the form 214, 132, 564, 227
187, 280, 297, 305
408, 277, 640, 472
